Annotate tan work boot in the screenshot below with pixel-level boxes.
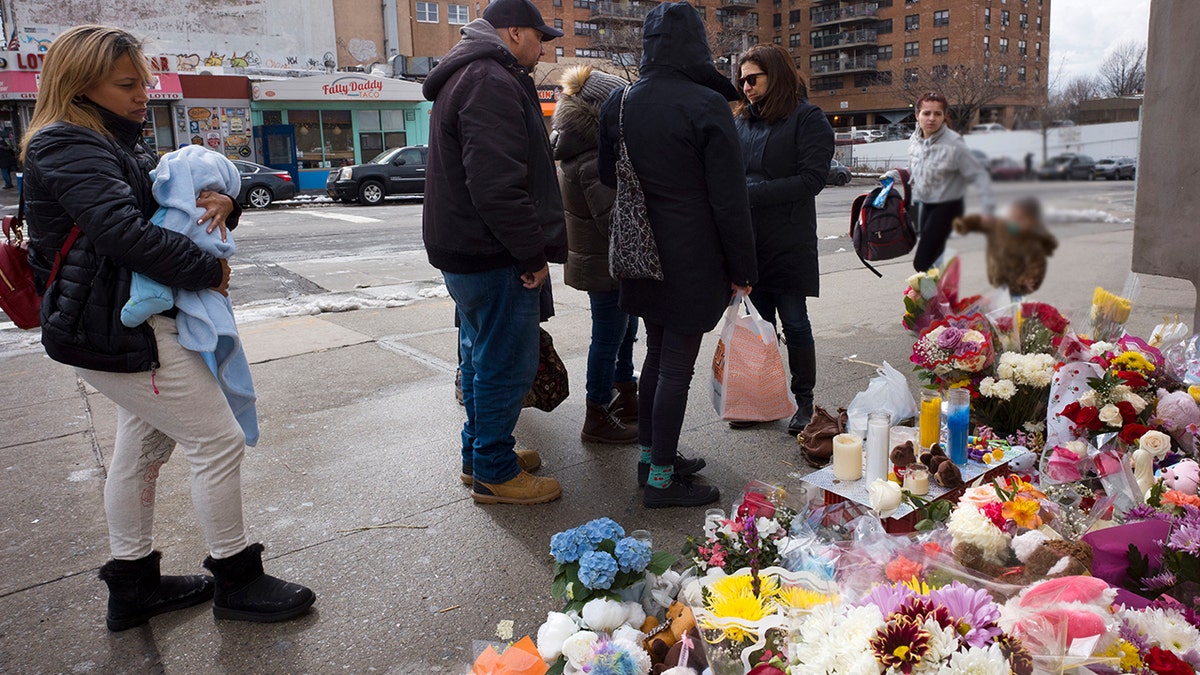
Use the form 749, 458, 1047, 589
460, 448, 542, 485
472, 471, 562, 505
610, 381, 639, 424
581, 401, 638, 444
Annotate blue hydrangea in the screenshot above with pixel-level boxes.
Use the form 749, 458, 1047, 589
613, 537, 653, 574
577, 550, 619, 590
550, 528, 592, 564
579, 517, 625, 545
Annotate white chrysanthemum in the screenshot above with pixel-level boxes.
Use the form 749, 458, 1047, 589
536, 611, 580, 661
992, 379, 1017, 400
1124, 607, 1200, 653
948, 503, 1011, 565
997, 356, 1016, 381
561, 631, 600, 669
979, 377, 997, 397
937, 644, 1010, 675
923, 618, 962, 665
611, 638, 652, 674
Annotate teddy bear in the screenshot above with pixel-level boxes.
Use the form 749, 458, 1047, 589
934, 459, 964, 489
1012, 530, 1093, 584
1163, 459, 1200, 495
650, 628, 706, 675
644, 602, 695, 666
1156, 388, 1200, 453
891, 441, 917, 478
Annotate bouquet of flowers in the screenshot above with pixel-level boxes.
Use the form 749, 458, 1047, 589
1094, 602, 1200, 674
902, 257, 983, 337
1016, 302, 1070, 354
911, 314, 995, 389
788, 580, 1034, 674
1056, 338, 1162, 446
1107, 487, 1200, 606
973, 351, 1058, 436
549, 518, 674, 613
1090, 281, 1137, 343
688, 487, 798, 574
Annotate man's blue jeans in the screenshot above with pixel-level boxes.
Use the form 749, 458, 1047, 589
585, 290, 638, 405
446, 266, 540, 484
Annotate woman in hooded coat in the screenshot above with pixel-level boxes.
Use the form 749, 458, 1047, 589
598, 1, 757, 508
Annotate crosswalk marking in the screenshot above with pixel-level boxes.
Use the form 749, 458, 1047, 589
304, 211, 383, 224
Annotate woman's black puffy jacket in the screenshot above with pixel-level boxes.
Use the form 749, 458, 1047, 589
24, 107, 227, 373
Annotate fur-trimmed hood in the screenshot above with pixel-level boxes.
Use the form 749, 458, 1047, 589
552, 66, 626, 162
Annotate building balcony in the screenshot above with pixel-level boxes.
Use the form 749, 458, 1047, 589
811, 2, 879, 26
718, 0, 758, 10
811, 55, 878, 74
811, 29, 878, 51
591, 2, 655, 23
720, 16, 759, 31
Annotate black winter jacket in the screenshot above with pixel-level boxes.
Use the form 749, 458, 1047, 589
422, 19, 567, 275
735, 100, 834, 296
553, 81, 618, 293
24, 107, 226, 373
598, 2, 756, 335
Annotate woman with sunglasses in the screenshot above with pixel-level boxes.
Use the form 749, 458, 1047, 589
908, 91, 994, 271
730, 44, 834, 436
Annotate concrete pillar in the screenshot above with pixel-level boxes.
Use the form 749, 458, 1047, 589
1132, 1, 1200, 326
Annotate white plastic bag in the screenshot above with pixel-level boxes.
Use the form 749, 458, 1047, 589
846, 361, 918, 436
711, 292, 798, 422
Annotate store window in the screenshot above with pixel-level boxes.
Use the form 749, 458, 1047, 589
417, 2, 439, 23
448, 4, 469, 24
262, 110, 283, 125
289, 109, 355, 169
356, 109, 408, 158
142, 108, 175, 155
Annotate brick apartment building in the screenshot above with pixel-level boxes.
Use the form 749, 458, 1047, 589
340, 0, 1049, 130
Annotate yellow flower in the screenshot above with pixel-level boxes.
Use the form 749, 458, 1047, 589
1002, 496, 1043, 529
702, 591, 776, 643
707, 573, 780, 602
1101, 640, 1143, 672
1112, 351, 1156, 372
901, 577, 931, 595
1188, 385, 1200, 405
774, 586, 837, 612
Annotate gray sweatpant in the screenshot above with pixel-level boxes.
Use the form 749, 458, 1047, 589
76, 315, 249, 560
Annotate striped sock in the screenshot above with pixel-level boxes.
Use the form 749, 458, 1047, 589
648, 464, 674, 489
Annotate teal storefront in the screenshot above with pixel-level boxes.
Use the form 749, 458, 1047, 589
250, 74, 431, 190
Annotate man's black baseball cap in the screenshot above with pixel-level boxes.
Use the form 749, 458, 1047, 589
483, 0, 564, 40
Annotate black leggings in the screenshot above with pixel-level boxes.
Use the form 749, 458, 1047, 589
912, 198, 965, 272
637, 321, 705, 466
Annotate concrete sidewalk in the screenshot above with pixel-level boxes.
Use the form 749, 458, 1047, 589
0, 224, 1194, 673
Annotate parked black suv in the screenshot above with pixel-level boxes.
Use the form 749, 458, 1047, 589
326, 146, 427, 205
1037, 154, 1096, 181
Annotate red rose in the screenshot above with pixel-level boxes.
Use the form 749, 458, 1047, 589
1117, 401, 1138, 424
1075, 406, 1104, 431
1120, 424, 1152, 444
1060, 402, 1082, 421
1144, 647, 1195, 675
1117, 370, 1150, 389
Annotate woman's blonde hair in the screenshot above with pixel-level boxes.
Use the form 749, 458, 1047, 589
20, 25, 151, 161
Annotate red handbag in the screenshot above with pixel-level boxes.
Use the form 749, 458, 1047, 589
1, 196, 80, 329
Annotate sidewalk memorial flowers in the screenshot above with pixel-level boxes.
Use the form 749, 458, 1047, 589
974, 352, 1058, 436
550, 518, 674, 613
902, 257, 983, 337
911, 314, 995, 390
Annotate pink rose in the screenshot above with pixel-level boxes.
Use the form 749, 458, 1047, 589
959, 485, 1002, 510
1047, 445, 1083, 482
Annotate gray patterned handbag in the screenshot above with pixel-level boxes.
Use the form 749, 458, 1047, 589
609, 86, 664, 281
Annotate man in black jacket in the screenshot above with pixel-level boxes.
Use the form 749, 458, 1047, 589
422, 0, 566, 505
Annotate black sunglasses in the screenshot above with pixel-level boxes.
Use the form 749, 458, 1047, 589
739, 73, 765, 87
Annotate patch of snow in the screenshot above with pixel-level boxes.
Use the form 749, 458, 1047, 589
418, 285, 450, 299
822, 235, 840, 240
0, 326, 44, 359
835, 247, 847, 253
1044, 208, 1132, 224
274, 194, 336, 206
234, 292, 413, 324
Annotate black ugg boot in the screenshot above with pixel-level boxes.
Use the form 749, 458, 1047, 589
202, 543, 315, 622
787, 344, 818, 436
98, 550, 214, 632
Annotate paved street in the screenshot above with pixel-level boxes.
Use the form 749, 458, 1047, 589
0, 179, 1193, 673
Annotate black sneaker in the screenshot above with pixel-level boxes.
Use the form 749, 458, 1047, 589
728, 420, 759, 430
643, 478, 720, 508
637, 453, 706, 487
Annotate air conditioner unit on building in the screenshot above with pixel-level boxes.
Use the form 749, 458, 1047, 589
904, 57, 911, 62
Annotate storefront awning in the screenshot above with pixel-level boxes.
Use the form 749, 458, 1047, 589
0, 72, 39, 100
0, 71, 182, 101
251, 73, 425, 102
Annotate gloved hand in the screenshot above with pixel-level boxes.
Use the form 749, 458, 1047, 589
879, 168, 903, 185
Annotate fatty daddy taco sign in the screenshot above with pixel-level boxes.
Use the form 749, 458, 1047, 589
251, 73, 424, 102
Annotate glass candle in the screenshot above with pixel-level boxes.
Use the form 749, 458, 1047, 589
832, 433, 864, 481
866, 411, 892, 484
919, 391, 942, 450
946, 388, 971, 465
903, 463, 930, 496
703, 509, 725, 538
630, 529, 653, 548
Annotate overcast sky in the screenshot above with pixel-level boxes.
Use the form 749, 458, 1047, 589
1049, 0, 1151, 86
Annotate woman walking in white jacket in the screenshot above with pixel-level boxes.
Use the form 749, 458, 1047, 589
908, 92, 993, 271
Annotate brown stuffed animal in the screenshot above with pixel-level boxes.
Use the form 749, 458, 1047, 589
1021, 540, 1093, 583
891, 441, 917, 468
645, 602, 696, 664
934, 460, 964, 489
650, 628, 706, 674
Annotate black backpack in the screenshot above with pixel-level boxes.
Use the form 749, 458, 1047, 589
850, 168, 916, 277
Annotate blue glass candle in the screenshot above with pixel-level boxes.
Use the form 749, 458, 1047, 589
947, 388, 970, 465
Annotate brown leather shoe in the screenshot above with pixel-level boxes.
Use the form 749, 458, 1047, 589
472, 471, 562, 505
460, 449, 541, 485
610, 381, 639, 424
582, 401, 638, 444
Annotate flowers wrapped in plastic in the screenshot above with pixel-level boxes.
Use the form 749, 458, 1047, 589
549, 518, 674, 613
473, 636, 549, 675
902, 257, 983, 337
911, 314, 996, 389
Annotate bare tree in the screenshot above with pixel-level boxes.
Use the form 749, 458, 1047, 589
592, 23, 644, 82
1097, 41, 1146, 97
893, 59, 1030, 130
1060, 74, 1101, 108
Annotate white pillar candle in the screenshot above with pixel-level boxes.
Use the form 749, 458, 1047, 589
866, 411, 892, 484
832, 433, 863, 481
